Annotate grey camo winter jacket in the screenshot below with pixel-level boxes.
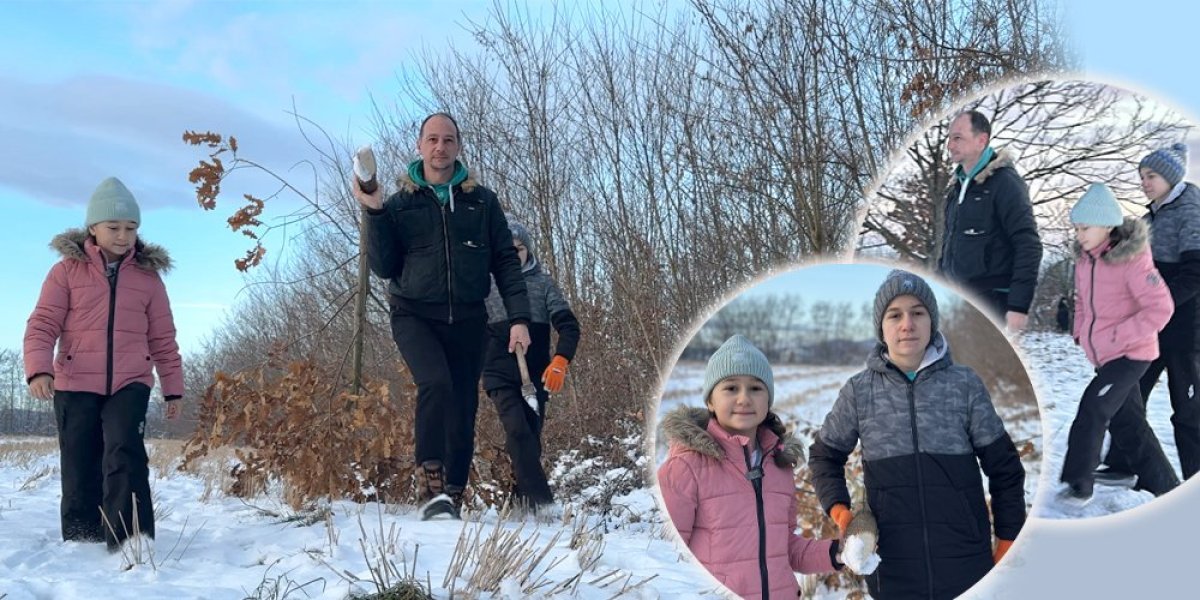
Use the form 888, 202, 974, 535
808, 333, 1025, 600
481, 221, 580, 391
1145, 182, 1200, 351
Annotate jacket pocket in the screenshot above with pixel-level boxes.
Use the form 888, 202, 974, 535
452, 244, 492, 303
449, 200, 490, 249
54, 338, 80, 377
398, 246, 447, 301
396, 205, 440, 250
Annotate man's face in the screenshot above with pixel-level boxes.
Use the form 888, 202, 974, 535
417, 115, 460, 172
946, 114, 989, 167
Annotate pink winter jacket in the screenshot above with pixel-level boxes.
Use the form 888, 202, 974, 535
657, 407, 837, 600
1073, 218, 1174, 368
24, 230, 183, 398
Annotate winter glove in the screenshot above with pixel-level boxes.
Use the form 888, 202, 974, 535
830, 503, 853, 534
542, 355, 570, 393
994, 539, 1013, 564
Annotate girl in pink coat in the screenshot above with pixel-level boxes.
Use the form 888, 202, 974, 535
658, 335, 841, 599
23, 177, 183, 550
1060, 183, 1180, 506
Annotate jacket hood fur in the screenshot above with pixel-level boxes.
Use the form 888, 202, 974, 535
51, 228, 172, 273
395, 172, 479, 195
972, 149, 1016, 185
659, 406, 803, 467
1100, 217, 1150, 264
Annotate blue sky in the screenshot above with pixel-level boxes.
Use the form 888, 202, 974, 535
3, 0, 1200, 355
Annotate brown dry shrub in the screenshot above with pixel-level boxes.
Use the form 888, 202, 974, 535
182, 359, 417, 509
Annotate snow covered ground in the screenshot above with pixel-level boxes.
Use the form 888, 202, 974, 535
1021, 331, 1183, 519
0, 438, 728, 600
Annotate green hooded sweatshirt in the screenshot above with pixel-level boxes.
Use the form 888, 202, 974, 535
407, 159, 469, 207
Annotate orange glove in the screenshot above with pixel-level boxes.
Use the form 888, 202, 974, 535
994, 539, 1013, 564
830, 503, 852, 534
541, 355, 570, 393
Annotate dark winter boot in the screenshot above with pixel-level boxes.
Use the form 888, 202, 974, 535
417, 461, 457, 520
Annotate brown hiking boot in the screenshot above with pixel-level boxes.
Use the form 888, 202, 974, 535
419, 460, 447, 502
417, 461, 458, 520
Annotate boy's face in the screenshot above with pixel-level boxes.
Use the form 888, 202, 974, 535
882, 295, 931, 364
1074, 224, 1113, 252
1140, 167, 1172, 202
513, 237, 528, 266
707, 375, 769, 438
88, 220, 138, 260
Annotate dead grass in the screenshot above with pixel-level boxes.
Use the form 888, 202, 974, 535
0, 437, 57, 469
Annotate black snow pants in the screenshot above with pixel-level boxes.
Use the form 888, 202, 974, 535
487, 385, 553, 506
390, 312, 487, 491
53, 382, 154, 549
1063, 358, 1180, 496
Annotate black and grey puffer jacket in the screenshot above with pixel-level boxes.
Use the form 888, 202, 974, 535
808, 333, 1026, 600
365, 170, 530, 325
938, 150, 1043, 314
481, 221, 580, 392
1146, 182, 1200, 351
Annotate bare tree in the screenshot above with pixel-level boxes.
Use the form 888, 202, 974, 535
180, 0, 1070, 502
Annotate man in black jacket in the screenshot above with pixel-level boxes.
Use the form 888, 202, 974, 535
353, 113, 531, 520
938, 110, 1043, 332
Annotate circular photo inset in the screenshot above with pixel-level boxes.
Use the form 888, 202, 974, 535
653, 261, 1040, 599
858, 78, 1198, 518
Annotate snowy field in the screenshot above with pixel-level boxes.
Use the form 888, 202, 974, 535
0, 438, 730, 600
1021, 331, 1184, 519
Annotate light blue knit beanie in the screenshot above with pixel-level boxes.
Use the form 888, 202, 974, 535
702, 335, 774, 408
85, 177, 141, 227
1070, 183, 1124, 227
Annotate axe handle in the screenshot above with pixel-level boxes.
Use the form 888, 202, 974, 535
515, 341, 532, 386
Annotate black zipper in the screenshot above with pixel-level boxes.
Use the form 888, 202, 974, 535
105, 262, 120, 396
438, 196, 454, 324
1086, 253, 1100, 362
742, 445, 769, 600
900, 371, 935, 599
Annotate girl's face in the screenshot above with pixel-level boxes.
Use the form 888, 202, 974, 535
707, 375, 769, 438
1140, 167, 1172, 202
1074, 224, 1113, 253
513, 237, 528, 266
89, 220, 138, 261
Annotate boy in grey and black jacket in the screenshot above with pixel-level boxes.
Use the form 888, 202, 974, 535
808, 270, 1025, 600
481, 220, 581, 509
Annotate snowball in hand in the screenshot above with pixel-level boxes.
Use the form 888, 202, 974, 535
841, 534, 881, 575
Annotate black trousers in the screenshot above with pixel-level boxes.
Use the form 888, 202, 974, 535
390, 313, 487, 490
1105, 351, 1200, 479
487, 386, 553, 505
1063, 358, 1179, 496
53, 383, 154, 548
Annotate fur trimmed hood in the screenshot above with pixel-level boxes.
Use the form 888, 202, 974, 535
1076, 217, 1150, 264
659, 406, 802, 467
50, 228, 172, 273
970, 149, 1016, 185
395, 172, 480, 195
1099, 217, 1150, 263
